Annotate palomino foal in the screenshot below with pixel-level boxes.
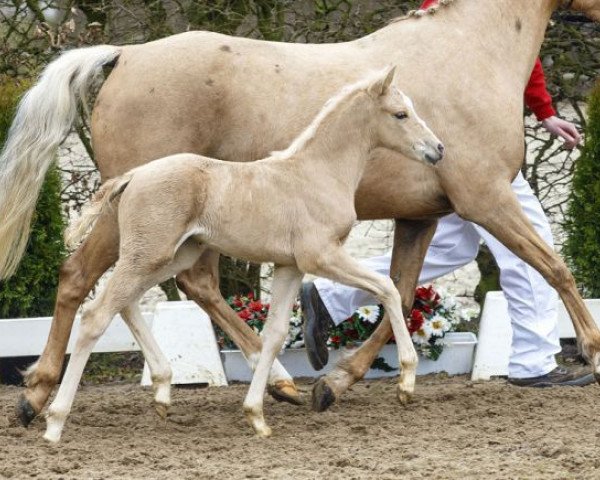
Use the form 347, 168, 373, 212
45, 67, 443, 441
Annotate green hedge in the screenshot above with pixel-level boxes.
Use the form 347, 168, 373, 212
563, 82, 600, 297
0, 78, 66, 318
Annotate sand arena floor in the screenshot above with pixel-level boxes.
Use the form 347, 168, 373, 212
1, 376, 599, 479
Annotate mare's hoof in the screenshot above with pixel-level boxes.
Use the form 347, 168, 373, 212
155, 402, 169, 420
267, 381, 304, 406
16, 395, 37, 427
311, 378, 336, 412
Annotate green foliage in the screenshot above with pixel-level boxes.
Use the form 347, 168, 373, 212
563, 81, 600, 297
0, 78, 66, 317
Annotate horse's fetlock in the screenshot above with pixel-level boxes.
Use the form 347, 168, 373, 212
338, 357, 369, 380
151, 368, 172, 385
243, 403, 261, 417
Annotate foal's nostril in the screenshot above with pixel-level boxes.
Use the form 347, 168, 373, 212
437, 143, 445, 155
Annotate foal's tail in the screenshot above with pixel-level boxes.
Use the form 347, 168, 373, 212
65, 172, 133, 249
0, 45, 122, 279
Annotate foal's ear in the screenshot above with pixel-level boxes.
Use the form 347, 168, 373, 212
368, 66, 396, 97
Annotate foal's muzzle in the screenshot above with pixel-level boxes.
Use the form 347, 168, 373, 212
424, 142, 445, 165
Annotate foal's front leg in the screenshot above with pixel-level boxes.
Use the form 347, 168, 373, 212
243, 265, 304, 437
312, 219, 437, 411
301, 245, 418, 409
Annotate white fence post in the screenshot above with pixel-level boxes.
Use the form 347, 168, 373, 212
471, 291, 600, 381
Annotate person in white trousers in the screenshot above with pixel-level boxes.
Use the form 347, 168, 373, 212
301, 52, 593, 386
314, 173, 558, 378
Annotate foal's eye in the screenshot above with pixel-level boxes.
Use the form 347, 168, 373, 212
394, 111, 408, 120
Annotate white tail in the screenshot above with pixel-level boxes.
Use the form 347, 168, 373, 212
65, 172, 133, 249
0, 45, 121, 279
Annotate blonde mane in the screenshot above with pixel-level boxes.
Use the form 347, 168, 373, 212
270, 69, 387, 160
389, 0, 458, 24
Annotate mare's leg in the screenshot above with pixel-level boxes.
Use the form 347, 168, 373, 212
458, 185, 600, 379
44, 241, 202, 442
18, 213, 119, 426
176, 249, 301, 405
121, 303, 172, 418
243, 265, 304, 437
303, 243, 420, 410
312, 219, 437, 411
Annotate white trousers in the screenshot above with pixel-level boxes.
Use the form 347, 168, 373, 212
315, 172, 561, 378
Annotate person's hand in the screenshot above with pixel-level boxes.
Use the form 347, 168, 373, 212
541, 116, 581, 150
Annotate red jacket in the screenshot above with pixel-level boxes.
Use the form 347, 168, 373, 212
420, 0, 555, 120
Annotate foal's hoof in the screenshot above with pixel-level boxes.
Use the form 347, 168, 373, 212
255, 425, 273, 438
16, 395, 37, 427
155, 402, 169, 420
267, 380, 304, 406
311, 378, 337, 412
396, 387, 413, 406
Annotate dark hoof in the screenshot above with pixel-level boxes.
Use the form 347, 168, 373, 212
16, 395, 37, 427
267, 384, 304, 406
311, 378, 336, 412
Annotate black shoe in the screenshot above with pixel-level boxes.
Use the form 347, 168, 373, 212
300, 282, 334, 371
508, 366, 595, 388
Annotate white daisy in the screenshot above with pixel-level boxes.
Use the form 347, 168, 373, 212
412, 328, 430, 345
356, 305, 380, 324
427, 315, 450, 336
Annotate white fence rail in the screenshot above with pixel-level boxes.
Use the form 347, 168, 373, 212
4, 293, 599, 385
0, 301, 227, 386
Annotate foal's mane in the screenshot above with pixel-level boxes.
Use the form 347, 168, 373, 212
389, 0, 458, 24
269, 70, 386, 161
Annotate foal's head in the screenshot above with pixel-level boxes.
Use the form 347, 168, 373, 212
366, 67, 444, 166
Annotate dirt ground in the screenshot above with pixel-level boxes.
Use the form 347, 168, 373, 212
1, 375, 599, 480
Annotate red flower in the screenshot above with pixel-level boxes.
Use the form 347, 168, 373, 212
232, 298, 243, 308
330, 335, 341, 345
422, 304, 433, 314
247, 292, 254, 300
248, 300, 263, 312
344, 328, 359, 340
415, 286, 429, 300
238, 309, 251, 321
408, 308, 424, 334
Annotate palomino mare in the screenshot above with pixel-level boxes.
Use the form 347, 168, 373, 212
42, 68, 444, 441
1, 0, 600, 423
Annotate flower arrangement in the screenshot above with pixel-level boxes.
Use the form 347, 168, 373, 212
329, 285, 471, 360
216, 292, 304, 350
216, 285, 473, 361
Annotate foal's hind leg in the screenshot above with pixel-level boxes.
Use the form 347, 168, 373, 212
176, 249, 302, 405
121, 304, 172, 418
45, 242, 202, 442
458, 185, 600, 380
18, 213, 119, 426
312, 219, 437, 412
